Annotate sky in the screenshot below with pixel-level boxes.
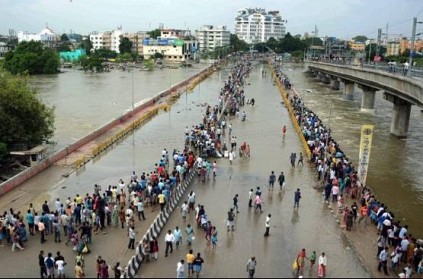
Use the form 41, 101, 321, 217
2, 0, 423, 40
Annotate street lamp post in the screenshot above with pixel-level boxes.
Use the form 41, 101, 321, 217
408, 17, 423, 76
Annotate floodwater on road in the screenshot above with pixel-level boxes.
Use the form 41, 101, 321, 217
283, 63, 423, 236
0, 61, 369, 278
136, 62, 369, 278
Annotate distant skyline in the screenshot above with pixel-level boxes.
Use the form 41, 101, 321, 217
2, 0, 423, 40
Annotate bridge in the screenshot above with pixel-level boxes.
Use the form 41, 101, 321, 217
307, 61, 423, 138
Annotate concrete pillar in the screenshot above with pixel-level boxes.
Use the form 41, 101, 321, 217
384, 93, 412, 138
359, 85, 376, 113
330, 77, 340, 90
342, 80, 355, 100
322, 75, 331, 84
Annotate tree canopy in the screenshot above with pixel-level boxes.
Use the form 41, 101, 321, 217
147, 29, 161, 39
352, 35, 368, 42
0, 69, 55, 160
3, 41, 60, 75
78, 38, 92, 55
119, 37, 133, 54
229, 34, 248, 52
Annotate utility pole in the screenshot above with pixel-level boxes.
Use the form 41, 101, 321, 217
376, 28, 382, 56
408, 17, 419, 76
368, 43, 372, 64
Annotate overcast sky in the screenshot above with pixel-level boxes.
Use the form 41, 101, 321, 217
2, 0, 423, 40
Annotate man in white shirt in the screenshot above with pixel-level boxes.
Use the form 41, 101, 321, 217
377, 247, 389, 275
176, 259, 185, 278
55, 198, 61, 213
55, 258, 66, 278
264, 214, 271, 237
165, 230, 175, 257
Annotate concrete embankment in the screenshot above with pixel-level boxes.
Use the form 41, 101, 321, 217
0, 61, 224, 197
270, 63, 423, 278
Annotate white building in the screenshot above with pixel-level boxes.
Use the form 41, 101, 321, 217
143, 37, 199, 62
89, 28, 124, 53
234, 7, 286, 44
17, 27, 59, 48
196, 25, 230, 52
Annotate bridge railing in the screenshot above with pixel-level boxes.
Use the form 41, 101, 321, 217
306, 59, 423, 80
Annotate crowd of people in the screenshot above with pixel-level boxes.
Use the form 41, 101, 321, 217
273, 62, 423, 278
0, 129, 205, 278
144, 57, 256, 279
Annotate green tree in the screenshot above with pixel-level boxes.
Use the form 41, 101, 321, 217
0, 69, 55, 159
61, 33, 69, 42
119, 37, 132, 54
230, 34, 248, 52
3, 41, 60, 75
78, 38, 92, 55
153, 52, 164, 59
116, 52, 133, 62
94, 49, 118, 59
147, 29, 161, 39
79, 54, 104, 72
352, 35, 368, 42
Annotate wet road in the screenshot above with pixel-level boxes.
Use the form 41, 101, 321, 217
283, 63, 423, 235
138, 62, 369, 278
0, 62, 368, 278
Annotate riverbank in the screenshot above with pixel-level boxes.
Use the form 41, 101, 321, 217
0, 60, 224, 197
271, 62, 422, 278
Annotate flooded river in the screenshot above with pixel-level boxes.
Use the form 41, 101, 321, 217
283, 63, 423, 236
29, 65, 208, 150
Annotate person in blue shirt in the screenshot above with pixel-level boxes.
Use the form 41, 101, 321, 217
26, 210, 35, 235
294, 188, 302, 208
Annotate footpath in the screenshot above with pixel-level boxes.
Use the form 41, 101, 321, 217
272, 62, 423, 279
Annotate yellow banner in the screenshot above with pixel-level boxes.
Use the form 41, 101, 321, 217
357, 125, 374, 187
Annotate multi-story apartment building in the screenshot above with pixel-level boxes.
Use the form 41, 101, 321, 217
196, 25, 230, 52
127, 32, 147, 54
399, 38, 423, 55
234, 7, 286, 44
90, 29, 148, 54
142, 29, 199, 62
90, 28, 123, 53
17, 26, 59, 49
386, 41, 401, 56
348, 41, 366, 52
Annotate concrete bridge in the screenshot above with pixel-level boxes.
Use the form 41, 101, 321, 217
307, 61, 423, 138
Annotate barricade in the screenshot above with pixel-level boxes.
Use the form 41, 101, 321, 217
122, 165, 197, 278
270, 64, 312, 159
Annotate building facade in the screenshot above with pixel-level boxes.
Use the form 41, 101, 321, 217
235, 7, 286, 44
142, 37, 199, 62
127, 32, 146, 54
59, 49, 87, 62
196, 25, 230, 52
17, 27, 59, 49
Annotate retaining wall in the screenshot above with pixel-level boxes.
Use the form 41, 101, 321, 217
0, 63, 219, 197
270, 65, 312, 159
